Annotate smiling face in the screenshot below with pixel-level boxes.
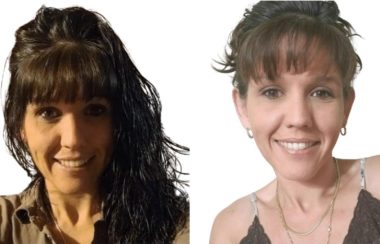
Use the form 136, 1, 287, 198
233, 53, 355, 181
22, 98, 113, 194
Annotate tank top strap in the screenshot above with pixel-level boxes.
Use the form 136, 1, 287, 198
249, 192, 259, 218
360, 158, 367, 190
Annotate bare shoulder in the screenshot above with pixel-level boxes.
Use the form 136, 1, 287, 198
366, 155, 380, 171
364, 155, 380, 198
210, 194, 254, 244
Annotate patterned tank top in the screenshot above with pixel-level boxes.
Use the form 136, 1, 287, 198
240, 158, 380, 244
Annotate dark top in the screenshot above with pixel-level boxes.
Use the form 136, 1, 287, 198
240, 190, 380, 244
240, 159, 380, 244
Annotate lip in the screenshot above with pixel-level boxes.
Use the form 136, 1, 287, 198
54, 156, 94, 169
275, 139, 319, 153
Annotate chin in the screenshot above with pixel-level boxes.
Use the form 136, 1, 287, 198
273, 161, 319, 180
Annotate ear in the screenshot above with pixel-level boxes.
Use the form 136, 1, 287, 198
20, 127, 27, 144
343, 88, 355, 126
232, 89, 251, 129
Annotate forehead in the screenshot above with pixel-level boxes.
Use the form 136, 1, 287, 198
254, 41, 341, 84
16, 43, 113, 105
26, 97, 110, 107
239, 13, 352, 86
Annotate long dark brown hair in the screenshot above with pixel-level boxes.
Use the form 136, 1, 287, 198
4, 6, 188, 243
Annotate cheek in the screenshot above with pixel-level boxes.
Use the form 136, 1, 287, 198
247, 104, 281, 135
100, 133, 113, 159
313, 103, 345, 135
23, 121, 58, 169
92, 122, 113, 156
26, 134, 57, 170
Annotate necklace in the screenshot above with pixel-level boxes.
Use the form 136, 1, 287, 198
276, 158, 341, 243
52, 216, 67, 244
50, 201, 101, 244
43, 188, 67, 244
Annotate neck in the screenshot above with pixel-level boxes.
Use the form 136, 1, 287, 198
276, 158, 339, 212
45, 187, 101, 226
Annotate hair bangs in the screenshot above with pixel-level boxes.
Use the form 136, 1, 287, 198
17, 42, 112, 104
239, 13, 358, 91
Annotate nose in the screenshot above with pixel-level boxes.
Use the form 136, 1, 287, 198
59, 114, 85, 149
284, 96, 313, 129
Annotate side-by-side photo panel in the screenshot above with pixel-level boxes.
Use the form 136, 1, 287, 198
1, 1, 380, 244
201, 1, 380, 244
0, 2, 191, 243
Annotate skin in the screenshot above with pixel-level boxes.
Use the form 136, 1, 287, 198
22, 97, 112, 244
210, 52, 380, 243
236, 59, 352, 184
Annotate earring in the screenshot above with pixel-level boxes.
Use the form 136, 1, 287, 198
340, 127, 347, 136
246, 128, 254, 139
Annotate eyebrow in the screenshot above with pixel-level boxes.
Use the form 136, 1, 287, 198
312, 74, 341, 85
258, 72, 340, 84
86, 97, 110, 103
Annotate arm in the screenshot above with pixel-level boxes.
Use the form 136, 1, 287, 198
210, 210, 236, 244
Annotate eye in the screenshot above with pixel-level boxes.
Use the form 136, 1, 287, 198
311, 89, 333, 99
262, 88, 282, 99
35, 107, 61, 121
84, 104, 109, 116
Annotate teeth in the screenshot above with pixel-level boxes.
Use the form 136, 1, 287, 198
59, 159, 88, 168
279, 141, 314, 151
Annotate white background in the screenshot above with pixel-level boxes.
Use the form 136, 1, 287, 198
0, 1, 379, 243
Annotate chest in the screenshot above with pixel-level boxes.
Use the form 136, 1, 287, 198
8, 217, 107, 244
241, 190, 380, 244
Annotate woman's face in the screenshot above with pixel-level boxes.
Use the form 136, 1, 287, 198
234, 56, 355, 181
22, 98, 113, 194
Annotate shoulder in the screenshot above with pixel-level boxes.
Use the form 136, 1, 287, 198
365, 155, 380, 173
363, 155, 380, 198
0, 194, 22, 218
173, 223, 189, 244
210, 194, 254, 244
0, 194, 23, 241
339, 156, 380, 199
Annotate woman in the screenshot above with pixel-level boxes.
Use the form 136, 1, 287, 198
0, 6, 188, 244
211, 1, 380, 243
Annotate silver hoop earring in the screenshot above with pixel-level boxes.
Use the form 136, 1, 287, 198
340, 127, 347, 136
246, 128, 254, 139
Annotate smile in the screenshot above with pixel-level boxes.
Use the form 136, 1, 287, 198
56, 158, 92, 168
277, 141, 318, 151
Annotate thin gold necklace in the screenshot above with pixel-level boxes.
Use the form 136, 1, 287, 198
276, 158, 340, 243
43, 188, 67, 244
50, 201, 101, 244
52, 216, 67, 244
